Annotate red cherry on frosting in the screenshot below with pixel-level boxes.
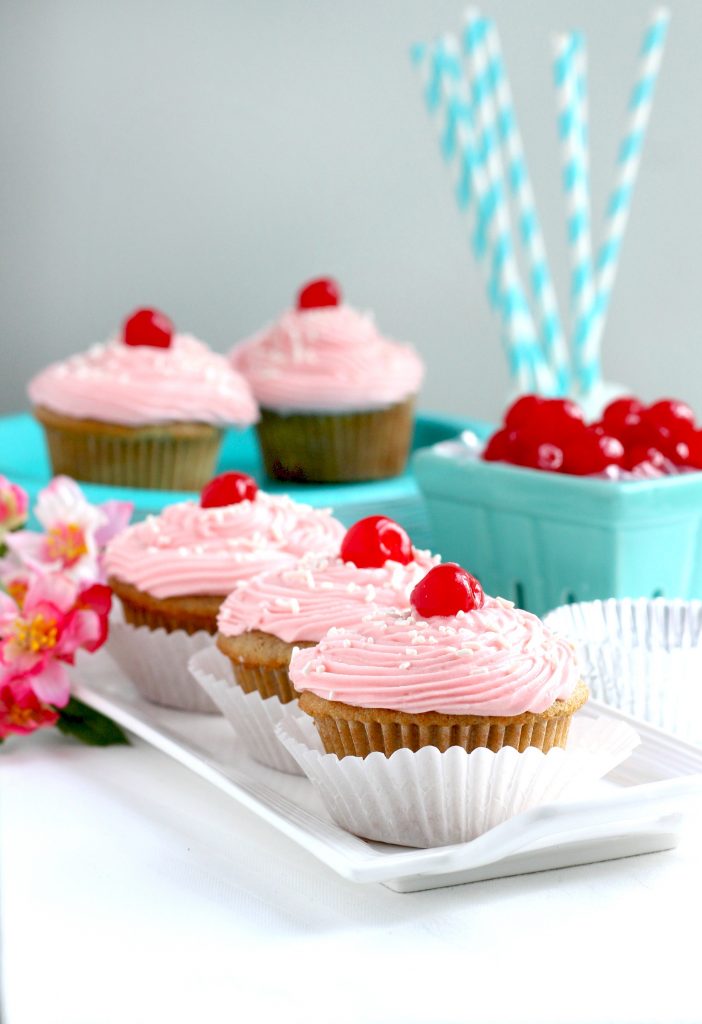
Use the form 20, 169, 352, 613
296, 277, 341, 310
123, 308, 174, 348
200, 472, 258, 508
340, 515, 412, 568
411, 563, 484, 618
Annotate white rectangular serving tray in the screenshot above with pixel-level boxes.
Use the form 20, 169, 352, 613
72, 649, 702, 892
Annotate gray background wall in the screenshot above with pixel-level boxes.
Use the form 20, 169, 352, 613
0, 0, 699, 422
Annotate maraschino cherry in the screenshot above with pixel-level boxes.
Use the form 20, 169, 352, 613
200, 472, 258, 508
296, 277, 341, 310
123, 308, 174, 348
411, 563, 484, 618
340, 516, 413, 568
645, 399, 696, 438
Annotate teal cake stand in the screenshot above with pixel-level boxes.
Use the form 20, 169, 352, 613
1, 412, 491, 550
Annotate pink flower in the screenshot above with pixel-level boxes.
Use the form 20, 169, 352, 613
5, 476, 132, 582
0, 678, 58, 738
0, 573, 112, 707
0, 476, 29, 538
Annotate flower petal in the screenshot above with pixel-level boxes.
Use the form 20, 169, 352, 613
29, 659, 71, 707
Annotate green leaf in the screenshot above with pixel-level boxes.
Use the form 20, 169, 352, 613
56, 698, 130, 747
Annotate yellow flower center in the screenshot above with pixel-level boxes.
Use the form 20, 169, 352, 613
7, 704, 36, 727
45, 523, 88, 567
13, 612, 59, 653
7, 579, 28, 608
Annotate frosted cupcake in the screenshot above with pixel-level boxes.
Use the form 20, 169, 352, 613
29, 308, 259, 490
215, 515, 438, 705
103, 471, 344, 711
292, 563, 588, 757
231, 277, 424, 482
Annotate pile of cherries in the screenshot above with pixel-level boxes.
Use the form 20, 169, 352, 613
482, 395, 702, 476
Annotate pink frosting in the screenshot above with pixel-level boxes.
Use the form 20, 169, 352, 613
231, 305, 424, 411
104, 494, 345, 598
290, 599, 581, 716
29, 335, 259, 427
217, 550, 438, 643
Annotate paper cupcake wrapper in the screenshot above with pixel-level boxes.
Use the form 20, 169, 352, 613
275, 709, 640, 848
228, 660, 298, 705
106, 620, 219, 713
188, 646, 303, 774
544, 599, 702, 744
34, 406, 222, 490
302, 694, 582, 758
256, 398, 415, 483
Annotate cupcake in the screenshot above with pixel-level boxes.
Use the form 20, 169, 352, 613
231, 277, 424, 482
215, 515, 438, 705
291, 563, 589, 757
29, 308, 258, 490
103, 470, 344, 711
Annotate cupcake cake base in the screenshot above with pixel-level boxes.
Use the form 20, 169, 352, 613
216, 630, 315, 705
34, 404, 222, 490
109, 576, 223, 635
255, 398, 415, 482
298, 680, 590, 758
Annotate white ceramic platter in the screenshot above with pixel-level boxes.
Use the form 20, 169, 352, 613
72, 649, 702, 893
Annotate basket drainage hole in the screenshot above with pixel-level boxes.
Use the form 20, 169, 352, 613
651, 588, 664, 598
514, 582, 525, 608
564, 592, 577, 605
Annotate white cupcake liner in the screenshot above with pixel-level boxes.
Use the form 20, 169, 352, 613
544, 599, 702, 744
274, 709, 640, 848
106, 621, 219, 714
188, 646, 303, 775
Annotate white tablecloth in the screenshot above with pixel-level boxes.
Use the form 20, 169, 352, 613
3, 729, 701, 1024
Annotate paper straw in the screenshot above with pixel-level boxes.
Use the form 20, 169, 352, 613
432, 36, 555, 393
583, 6, 671, 390
481, 17, 570, 394
553, 32, 597, 394
463, 10, 509, 314
573, 33, 589, 185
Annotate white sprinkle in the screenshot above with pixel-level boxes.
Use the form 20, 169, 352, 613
398, 661, 411, 670
314, 664, 325, 674
178, 547, 189, 557
320, 581, 334, 591
364, 584, 377, 604
404, 647, 418, 657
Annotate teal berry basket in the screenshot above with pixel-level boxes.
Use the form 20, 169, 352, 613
413, 441, 702, 618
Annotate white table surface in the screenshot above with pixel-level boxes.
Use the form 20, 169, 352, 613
3, 728, 701, 1024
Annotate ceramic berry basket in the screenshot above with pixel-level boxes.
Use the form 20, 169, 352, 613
413, 442, 702, 617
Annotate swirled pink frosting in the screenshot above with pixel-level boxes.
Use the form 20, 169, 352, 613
217, 550, 438, 643
290, 599, 581, 716
104, 494, 345, 598
29, 335, 259, 427
231, 306, 424, 411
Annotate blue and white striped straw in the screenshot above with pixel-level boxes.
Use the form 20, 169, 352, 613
584, 6, 671, 388
482, 17, 570, 394
439, 36, 554, 393
412, 37, 553, 393
553, 32, 596, 394
572, 33, 589, 186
